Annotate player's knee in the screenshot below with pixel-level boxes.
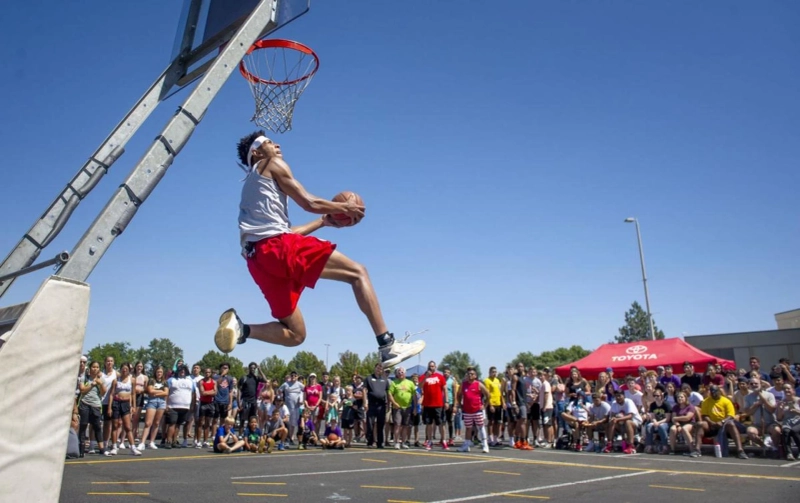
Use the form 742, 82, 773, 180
286, 329, 306, 346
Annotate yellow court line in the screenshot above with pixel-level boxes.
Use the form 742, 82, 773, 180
68, 453, 230, 465
362, 485, 415, 490
649, 485, 705, 492
87, 492, 150, 496
503, 495, 550, 500
387, 500, 425, 503
362, 458, 388, 463
232, 482, 287, 486
392, 450, 800, 483
484, 470, 520, 476
91, 481, 150, 484
237, 493, 288, 497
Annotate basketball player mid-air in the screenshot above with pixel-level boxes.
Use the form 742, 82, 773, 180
214, 131, 425, 367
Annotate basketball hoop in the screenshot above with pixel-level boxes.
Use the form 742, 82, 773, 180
239, 39, 319, 133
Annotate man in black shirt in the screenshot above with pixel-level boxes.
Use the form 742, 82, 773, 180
239, 362, 266, 432
680, 362, 702, 392
364, 362, 391, 448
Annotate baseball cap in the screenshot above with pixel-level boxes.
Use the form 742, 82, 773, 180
309, 373, 317, 378
638, 365, 647, 372
656, 365, 664, 371
606, 367, 613, 373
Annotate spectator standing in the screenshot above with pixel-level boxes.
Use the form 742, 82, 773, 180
196, 367, 218, 448
214, 363, 234, 432
365, 362, 390, 448
389, 366, 415, 449
278, 370, 304, 443
421, 361, 448, 450
106, 363, 141, 456
138, 366, 168, 451
100, 356, 117, 451
240, 363, 267, 433
456, 366, 490, 453
746, 356, 770, 384
304, 373, 322, 429
165, 365, 196, 449
131, 361, 148, 443
483, 366, 505, 447
77, 360, 106, 457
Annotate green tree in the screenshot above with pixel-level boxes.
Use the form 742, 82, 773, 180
195, 350, 246, 379
508, 346, 592, 370
260, 355, 289, 383
615, 301, 665, 343
127, 346, 150, 367
287, 351, 326, 378
146, 338, 184, 373
360, 351, 381, 376
86, 342, 134, 366
440, 351, 481, 379
329, 350, 362, 380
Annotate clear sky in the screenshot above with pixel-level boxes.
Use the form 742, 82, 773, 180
1, 1, 797, 373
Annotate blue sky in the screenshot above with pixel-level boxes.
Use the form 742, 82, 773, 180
1, 1, 797, 373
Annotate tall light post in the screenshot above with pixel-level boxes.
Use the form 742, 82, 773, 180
624, 217, 656, 340
324, 343, 330, 369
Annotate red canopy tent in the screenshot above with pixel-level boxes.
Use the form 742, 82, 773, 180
554, 338, 735, 381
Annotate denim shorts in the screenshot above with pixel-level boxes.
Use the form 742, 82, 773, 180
146, 397, 166, 410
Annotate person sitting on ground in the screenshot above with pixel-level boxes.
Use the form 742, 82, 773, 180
743, 377, 780, 453
243, 416, 263, 453
214, 417, 244, 453
299, 409, 318, 449
693, 384, 748, 459
264, 408, 288, 452
320, 417, 346, 449
604, 390, 642, 455
669, 391, 695, 454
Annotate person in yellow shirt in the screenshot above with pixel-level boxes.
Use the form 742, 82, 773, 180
693, 385, 748, 459
483, 366, 505, 446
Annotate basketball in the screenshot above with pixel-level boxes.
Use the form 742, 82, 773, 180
327, 433, 339, 442
330, 191, 364, 227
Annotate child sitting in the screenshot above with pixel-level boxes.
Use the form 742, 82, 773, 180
320, 417, 346, 449
214, 417, 244, 453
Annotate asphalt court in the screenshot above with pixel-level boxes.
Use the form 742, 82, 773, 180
62, 446, 800, 502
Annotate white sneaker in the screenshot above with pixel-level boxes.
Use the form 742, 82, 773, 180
136, 442, 145, 451
215, 308, 244, 353
401, 442, 410, 449
148, 442, 158, 450
458, 443, 470, 452
394, 443, 401, 450
482, 442, 490, 453
379, 336, 426, 368
108, 448, 118, 456
131, 447, 142, 456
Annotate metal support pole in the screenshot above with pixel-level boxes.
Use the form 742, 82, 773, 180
625, 218, 656, 340
324, 343, 330, 369
55, 0, 278, 282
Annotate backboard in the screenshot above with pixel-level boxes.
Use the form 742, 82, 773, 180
172, 0, 310, 87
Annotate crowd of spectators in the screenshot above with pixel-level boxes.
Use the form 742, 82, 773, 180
69, 353, 800, 463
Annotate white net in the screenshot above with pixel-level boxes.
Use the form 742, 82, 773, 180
240, 40, 319, 133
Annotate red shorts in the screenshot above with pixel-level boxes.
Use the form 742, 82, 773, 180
246, 233, 336, 319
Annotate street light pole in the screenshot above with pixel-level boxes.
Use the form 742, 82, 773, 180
324, 343, 330, 369
624, 217, 656, 340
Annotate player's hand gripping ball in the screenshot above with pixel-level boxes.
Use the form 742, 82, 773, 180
329, 191, 364, 227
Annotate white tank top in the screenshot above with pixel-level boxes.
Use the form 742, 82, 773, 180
115, 376, 132, 394
238, 162, 291, 246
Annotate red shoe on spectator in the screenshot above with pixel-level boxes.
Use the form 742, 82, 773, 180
602, 443, 613, 453
519, 441, 534, 451
513, 440, 522, 449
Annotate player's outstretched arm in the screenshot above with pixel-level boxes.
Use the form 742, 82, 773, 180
267, 158, 363, 219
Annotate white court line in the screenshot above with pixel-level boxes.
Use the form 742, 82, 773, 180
533, 448, 779, 469
781, 460, 800, 468
231, 459, 496, 480
427, 470, 656, 503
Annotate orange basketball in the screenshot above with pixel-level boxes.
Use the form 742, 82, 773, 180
327, 433, 339, 442
330, 191, 364, 227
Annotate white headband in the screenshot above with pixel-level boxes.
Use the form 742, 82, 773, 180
246, 135, 271, 168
